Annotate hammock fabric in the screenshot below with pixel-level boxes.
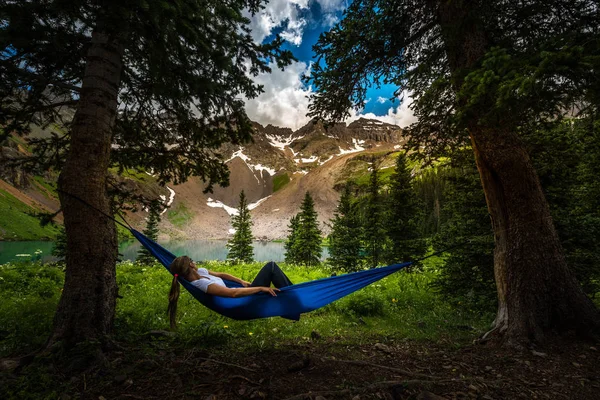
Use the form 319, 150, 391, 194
132, 229, 412, 321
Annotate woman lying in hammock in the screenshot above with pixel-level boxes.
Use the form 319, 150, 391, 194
167, 256, 293, 326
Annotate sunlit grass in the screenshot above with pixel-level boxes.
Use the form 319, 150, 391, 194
0, 260, 494, 357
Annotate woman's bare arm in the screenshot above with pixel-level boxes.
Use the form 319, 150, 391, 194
206, 284, 279, 298
209, 271, 250, 286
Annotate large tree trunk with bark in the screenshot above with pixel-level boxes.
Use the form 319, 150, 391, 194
434, 1, 600, 345
50, 30, 124, 349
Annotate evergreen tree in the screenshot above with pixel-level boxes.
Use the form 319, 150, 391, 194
328, 184, 362, 272
362, 160, 386, 268
308, 0, 600, 343
385, 153, 427, 265
296, 192, 322, 266
284, 214, 301, 264
226, 191, 254, 264
137, 200, 162, 265
0, 0, 293, 348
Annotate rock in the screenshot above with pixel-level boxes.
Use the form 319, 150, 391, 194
485, 366, 493, 371
572, 362, 582, 368
374, 343, 392, 354
417, 391, 446, 400
113, 375, 128, 384
590, 346, 597, 351
531, 350, 547, 357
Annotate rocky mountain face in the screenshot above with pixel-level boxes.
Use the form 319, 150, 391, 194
157, 118, 407, 240
1, 117, 406, 241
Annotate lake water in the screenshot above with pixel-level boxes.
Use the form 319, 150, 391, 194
0, 240, 329, 264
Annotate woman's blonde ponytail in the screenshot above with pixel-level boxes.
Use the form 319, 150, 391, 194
167, 256, 192, 329
167, 274, 180, 329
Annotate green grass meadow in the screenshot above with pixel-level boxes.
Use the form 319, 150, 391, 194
0, 260, 493, 357
0, 190, 60, 241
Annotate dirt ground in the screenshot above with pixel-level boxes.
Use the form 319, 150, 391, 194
4, 337, 598, 400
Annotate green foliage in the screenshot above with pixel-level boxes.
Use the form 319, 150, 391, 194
284, 214, 301, 264
362, 161, 386, 268
294, 192, 323, 266
0, 189, 60, 241
385, 153, 428, 265
226, 191, 254, 264
273, 173, 290, 192
51, 226, 67, 260
524, 120, 600, 294
1, 261, 496, 357
167, 202, 192, 228
328, 184, 363, 272
137, 200, 162, 265
0, 262, 64, 355
430, 152, 496, 312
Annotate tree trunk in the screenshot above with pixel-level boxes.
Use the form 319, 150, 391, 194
434, 1, 600, 345
50, 30, 124, 349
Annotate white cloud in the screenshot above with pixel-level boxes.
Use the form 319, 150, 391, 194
316, 0, 346, 13
246, 0, 310, 45
280, 18, 307, 45
347, 91, 417, 128
322, 12, 339, 27
244, 60, 313, 130
377, 96, 387, 104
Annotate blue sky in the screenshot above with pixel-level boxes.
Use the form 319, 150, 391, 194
243, 0, 415, 130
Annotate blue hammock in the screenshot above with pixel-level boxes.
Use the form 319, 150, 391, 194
132, 229, 412, 321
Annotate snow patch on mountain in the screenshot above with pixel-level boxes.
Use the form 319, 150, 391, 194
339, 138, 365, 155
248, 195, 271, 210
207, 198, 239, 216
161, 186, 176, 214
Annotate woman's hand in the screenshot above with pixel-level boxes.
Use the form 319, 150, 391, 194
241, 280, 251, 287
259, 287, 280, 296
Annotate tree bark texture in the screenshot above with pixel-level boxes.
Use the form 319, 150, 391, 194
51, 30, 124, 348
434, 0, 600, 344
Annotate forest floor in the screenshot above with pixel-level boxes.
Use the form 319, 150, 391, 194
2, 335, 599, 400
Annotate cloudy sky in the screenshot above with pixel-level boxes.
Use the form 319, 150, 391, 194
243, 0, 416, 130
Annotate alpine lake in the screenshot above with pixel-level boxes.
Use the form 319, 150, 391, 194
0, 239, 330, 265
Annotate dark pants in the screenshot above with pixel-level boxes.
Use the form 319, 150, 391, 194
251, 261, 293, 288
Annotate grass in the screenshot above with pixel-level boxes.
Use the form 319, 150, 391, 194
273, 173, 290, 192
166, 202, 193, 228
32, 175, 58, 199
0, 260, 493, 357
0, 190, 61, 241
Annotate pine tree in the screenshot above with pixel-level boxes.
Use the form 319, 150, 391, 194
226, 191, 254, 264
328, 184, 363, 272
363, 160, 386, 268
296, 192, 322, 266
0, 0, 293, 348
284, 214, 301, 264
385, 153, 427, 265
137, 200, 162, 265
